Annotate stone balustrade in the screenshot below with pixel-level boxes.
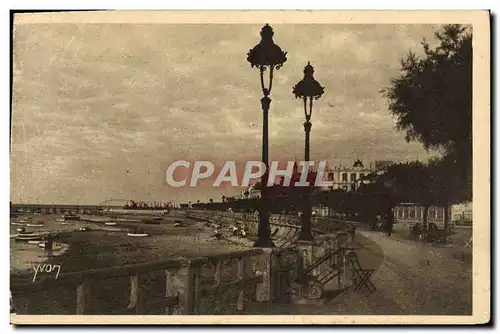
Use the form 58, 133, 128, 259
186, 209, 355, 245
11, 248, 279, 315
11, 210, 356, 315
186, 210, 356, 302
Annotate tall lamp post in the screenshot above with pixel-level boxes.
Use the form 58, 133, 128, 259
292, 62, 325, 241
247, 24, 287, 247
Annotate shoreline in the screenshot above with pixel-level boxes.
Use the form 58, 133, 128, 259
11, 214, 252, 285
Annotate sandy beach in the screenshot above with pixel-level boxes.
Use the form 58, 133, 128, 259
10, 210, 259, 314
10, 211, 252, 283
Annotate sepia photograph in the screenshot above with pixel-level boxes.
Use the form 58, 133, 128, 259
9, 10, 490, 325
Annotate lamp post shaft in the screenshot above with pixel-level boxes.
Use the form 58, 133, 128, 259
254, 96, 273, 247
304, 121, 311, 162
298, 120, 313, 241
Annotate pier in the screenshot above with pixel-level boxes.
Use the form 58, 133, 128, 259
11, 204, 107, 215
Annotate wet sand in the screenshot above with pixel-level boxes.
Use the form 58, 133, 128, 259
10, 211, 256, 314
10, 211, 251, 283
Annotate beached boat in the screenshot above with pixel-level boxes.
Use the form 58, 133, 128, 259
63, 214, 80, 220
27, 222, 44, 227
15, 233, 43, 242
127, 228, 148, 237
56, 214, 80, 223
37, 242, 62, 250
28, 240, 40, 245
127, 232, 149, 237
105, 222, 117, 226
11, 222, 26, 226
38, 240, 55, 248
17, 228, 38, 236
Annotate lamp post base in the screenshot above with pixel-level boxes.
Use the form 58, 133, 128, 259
253, 238, 276, 248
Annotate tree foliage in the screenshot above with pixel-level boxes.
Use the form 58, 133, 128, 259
382, 24, 472, 202
358, 161, 428, 206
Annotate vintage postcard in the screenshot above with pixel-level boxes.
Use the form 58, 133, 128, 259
9, 10, 490, 325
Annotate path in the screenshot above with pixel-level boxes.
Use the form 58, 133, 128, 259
245, 229, 472, 315
350, 230, 472, 315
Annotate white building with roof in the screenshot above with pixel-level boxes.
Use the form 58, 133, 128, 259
323, 159, 374, 191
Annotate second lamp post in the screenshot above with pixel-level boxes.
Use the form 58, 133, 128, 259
293, 62, 325, 241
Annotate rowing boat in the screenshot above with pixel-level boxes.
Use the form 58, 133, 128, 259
27, 223, 44, 227
15, 234, 43, 242
62, 214, 80, 220
127, 232, 148, 237
38, 242, 62, 250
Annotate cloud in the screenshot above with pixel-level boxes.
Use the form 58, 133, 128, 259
11, 23, 442, 204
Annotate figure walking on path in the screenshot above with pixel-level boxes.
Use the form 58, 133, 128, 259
372, 214, 382, 231
385, 209, 394, 237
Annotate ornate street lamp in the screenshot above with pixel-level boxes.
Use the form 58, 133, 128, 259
247, 24, 287, 247
292, 62, 325, 241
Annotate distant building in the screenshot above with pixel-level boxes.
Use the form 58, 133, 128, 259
323, 159, 374, 192
451, 201, 473, 222
393, 203, 451, 225
394, 201, 472, 225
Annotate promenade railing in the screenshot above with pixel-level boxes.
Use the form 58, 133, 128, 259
11, 210, 356, 315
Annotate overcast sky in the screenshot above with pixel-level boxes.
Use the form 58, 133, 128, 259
11, 23, 441, 205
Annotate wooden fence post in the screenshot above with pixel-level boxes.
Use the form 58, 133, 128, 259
236, 256, 246, 311
76, 278, 91, 315
127, 273, 145, 314
214, 260, 222, 314
165, 265, 194, 315
256, 248, 275, 302
190, 266, 201, 315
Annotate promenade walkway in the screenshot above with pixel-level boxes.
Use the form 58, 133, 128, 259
244, 228, 472, 315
